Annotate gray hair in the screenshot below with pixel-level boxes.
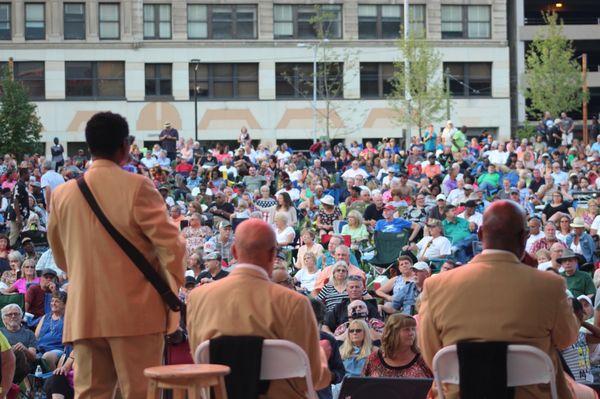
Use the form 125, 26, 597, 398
7, 250, 23, 263
1, 304, 23, 318
43, 160, 53, 170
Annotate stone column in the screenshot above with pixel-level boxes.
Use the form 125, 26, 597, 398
13, 0, 25, 42
87, 0, 99, 41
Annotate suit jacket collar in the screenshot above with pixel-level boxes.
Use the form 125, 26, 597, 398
230, 263, 270, 281
470, 251, 522, 265
88, 159, 121, 170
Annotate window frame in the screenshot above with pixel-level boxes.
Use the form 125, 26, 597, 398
275, 62, 344, 100
143, 3, 171, 40
188, 63, 259, 100
24, 3, 45, 40
187, 4, 258, 40
63, 2, 86, 40
443, 62, 492, 98
65, 61, 126, 100
273, 4, 343, 40
98, 3, 120, 40
0, 61, 45, 99
145, 63, 173, 99
360, 62, 396, 98
0, 3, 11, 40
441, 4, 491, 39
357, 4, 426, 40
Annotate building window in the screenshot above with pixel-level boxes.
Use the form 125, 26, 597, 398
0, 61, 45, 98
444, 62, 492, 97
99, 3, 119, 39
25, 3, 45, 40
358, 4, 426, 39
187, 4, 257, 39
65, 61, 125, 99
14, 61, 45, 99
273, 4, 342, 39
275, 62, 343, 99
64, 3, 85, 40
360, 62, 396, 98
145, 63, 172, 97
144, 4, 171, 39
441, 5, 490, 39
188, 63, 258, 99
0, 3, 10, 40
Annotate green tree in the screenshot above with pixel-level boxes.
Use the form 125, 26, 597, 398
523, 12, 585, 119
389, 33, 450, 136
281, 5, 361, 140
0, 64, 43, 157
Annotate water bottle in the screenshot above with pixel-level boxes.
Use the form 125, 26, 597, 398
34, 365, 42, 378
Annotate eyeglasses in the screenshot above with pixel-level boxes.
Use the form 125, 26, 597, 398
348, 329, 364, 334
3, 313, 20, 318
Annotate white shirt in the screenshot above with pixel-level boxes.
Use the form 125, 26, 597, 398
525, 231, 545, 254
294, 268, 318, 292
219, 165, 238, 179
488, 150, 509, 166
416, 235, 452, 260
446, 188, 467, 206
342, 168, 369, 181
590, 215, 600, 235
275, 226, 296, 246
40, 170, 65, 203
276, 188, 300, 202
458, 211, 483, 228
140, 157, 158, 169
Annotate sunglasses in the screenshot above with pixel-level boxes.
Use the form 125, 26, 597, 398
349, 329, 364, 334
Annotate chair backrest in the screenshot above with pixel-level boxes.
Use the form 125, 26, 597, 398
195, 338, 316, 399
432, 344, 557, 399
333, 220, 347, 235
372, 231, 408, 265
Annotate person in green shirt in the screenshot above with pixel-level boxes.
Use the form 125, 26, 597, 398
560, 249, 595, 298
477, 164, 500, 195
451, 126, 467, 153
442, 205, 478, 264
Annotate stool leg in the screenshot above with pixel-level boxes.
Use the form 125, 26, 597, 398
213, 376, 228, 399
188, 385, 200, 399
173, 388, 186, 399
146, 379, 160, 399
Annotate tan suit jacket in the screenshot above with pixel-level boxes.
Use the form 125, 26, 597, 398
187, 264, 331, 398
419, 250, 579, 399
48, 160, 185, 342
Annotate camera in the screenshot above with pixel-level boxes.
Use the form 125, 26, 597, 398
349, 308, 368, 320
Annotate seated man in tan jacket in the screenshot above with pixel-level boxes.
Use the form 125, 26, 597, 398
187, 219, 331, 398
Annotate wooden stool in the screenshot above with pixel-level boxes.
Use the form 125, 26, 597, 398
144, 364, 230, 399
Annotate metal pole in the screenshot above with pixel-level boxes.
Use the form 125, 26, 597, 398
403, 0, 411, 145
445, 67, 451, 120
582, 53, 588, 145
194, 61, 199, 144
312, 44, 318, 143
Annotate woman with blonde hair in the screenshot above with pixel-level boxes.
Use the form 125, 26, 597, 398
295, 228, 323, 270
339, 319, 374, 377
362, 314, 432, 378
341, 210, 369, 249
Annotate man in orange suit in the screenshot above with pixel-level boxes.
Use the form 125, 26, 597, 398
419, 200, 589, 399
48, 112, 185, 399
187, 219, 331, 398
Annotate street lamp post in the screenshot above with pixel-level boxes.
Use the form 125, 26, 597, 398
191, 58, 201, 144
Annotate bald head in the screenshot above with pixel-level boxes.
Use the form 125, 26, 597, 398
479, 200, 527, 258
232, 219, 277, 275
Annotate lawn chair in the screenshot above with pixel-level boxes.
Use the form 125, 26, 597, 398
363, 231, 409, 287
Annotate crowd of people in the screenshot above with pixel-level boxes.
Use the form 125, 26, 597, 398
0, 111, 599, 398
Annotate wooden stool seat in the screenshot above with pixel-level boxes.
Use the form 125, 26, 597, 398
144, 364, 230, 399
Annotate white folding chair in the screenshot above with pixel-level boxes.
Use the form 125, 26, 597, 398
432, 344, 558, 399
195, 338, 317, 399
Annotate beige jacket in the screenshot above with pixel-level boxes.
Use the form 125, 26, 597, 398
48, 160, 185, 342
418, 251, 579, 399
187, 264, 331, 398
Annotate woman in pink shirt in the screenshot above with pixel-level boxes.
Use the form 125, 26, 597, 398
3, 258, 39, 294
